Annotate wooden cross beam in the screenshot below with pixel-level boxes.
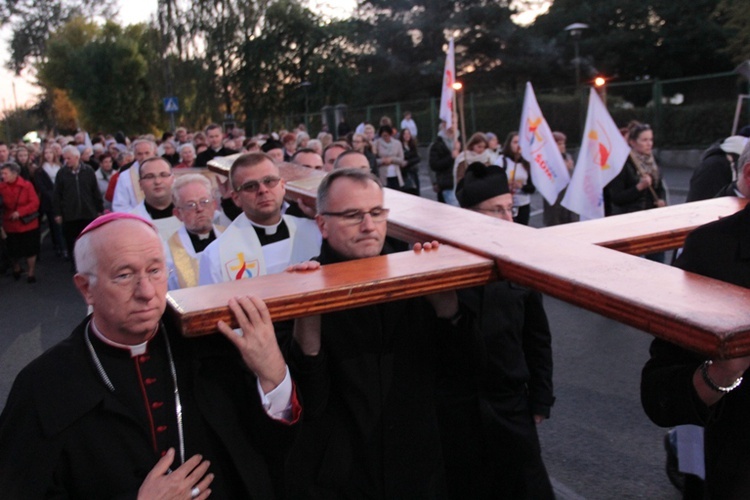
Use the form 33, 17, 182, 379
167, 159, 750, 358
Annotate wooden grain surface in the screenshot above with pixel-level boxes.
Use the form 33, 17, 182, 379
169, 163, 750, 357
167, 244, 496, 337
539, 196, 749, 254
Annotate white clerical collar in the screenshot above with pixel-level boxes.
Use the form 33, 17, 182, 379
90, 318, 153, 357
249, 216, 284, 236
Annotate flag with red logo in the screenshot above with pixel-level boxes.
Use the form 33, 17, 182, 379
562, 88, 629, 219
518, 82, 570, 204
439, 38, 456, 129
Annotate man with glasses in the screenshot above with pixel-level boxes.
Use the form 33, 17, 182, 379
199, 152, 321, 285
130, 157, 181, 242
439, 162, 555, 499
0, 212, 301, 498
285, 168, 475, 497
112, 139, 157, 213
166, 174, 225, 289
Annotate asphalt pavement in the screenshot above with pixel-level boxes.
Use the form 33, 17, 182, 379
0, 161, 696, 499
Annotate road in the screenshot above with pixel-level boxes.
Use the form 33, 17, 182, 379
0, 162, 695, 498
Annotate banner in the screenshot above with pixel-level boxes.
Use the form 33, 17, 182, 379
562, 88, 629, 219
518, 82, 570, 205
439, 38, 456, 129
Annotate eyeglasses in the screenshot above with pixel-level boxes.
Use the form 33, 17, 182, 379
321, 207, 390, 225
140, 172, 173, 181
475, 206, 518, 217
235, 175, 281, 193
93, 266, 170, 291
179, 198, 213, 212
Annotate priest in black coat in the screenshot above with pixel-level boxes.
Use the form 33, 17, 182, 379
0, 213, 300, 499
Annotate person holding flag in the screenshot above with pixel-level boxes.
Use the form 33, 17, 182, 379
517, 82, 571, 220
562, 87, 630, 220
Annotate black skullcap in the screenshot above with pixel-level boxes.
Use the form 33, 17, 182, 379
456, 162, 510, 208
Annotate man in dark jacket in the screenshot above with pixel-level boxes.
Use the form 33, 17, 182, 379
0, 213, 300, 499
286, 169, 475, 498
195, 124, 239, 167
641, 200, 750, 499
53, 145, 104, 264
437, 162, 555, 499
686, 136, 748, 202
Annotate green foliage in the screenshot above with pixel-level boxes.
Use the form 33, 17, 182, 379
529, 0, 733, 83
237, 0, 354, 132
716, 0, 750, 64
3, 0, 116, 73
38, 19, 158, 134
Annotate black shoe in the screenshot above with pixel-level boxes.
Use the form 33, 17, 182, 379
27, 276, 37, 284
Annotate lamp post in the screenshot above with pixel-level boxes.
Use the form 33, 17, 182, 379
564, 23, 589, 90
452, 81, 467, 153
299, 81, 312, 131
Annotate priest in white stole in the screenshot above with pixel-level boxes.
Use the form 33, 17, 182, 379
165, 174, 226, 289
199, 152, 321, 285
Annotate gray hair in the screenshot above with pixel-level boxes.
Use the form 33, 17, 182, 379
1, 162, 21, 175
74, 229, 99, 284
172, 173, 213, 206
61, 145, 81, 158
132, 138, 157, 155
179, 143, 195, 157
317, 168, 382, 214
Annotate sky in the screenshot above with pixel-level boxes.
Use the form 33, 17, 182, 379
0, 0, 546, 114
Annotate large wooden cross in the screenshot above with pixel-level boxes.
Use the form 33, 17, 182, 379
167, 160, 750, 358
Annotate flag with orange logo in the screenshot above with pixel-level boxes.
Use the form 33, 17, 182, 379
439, 38, 456, 129
518, 82, 570, 204
562, 88, 629, 219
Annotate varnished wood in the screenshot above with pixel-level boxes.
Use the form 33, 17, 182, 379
540, 197, 749, 254
167, 244, 496, 337
171, 162, 750, 357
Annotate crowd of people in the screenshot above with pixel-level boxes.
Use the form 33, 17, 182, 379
0, 113, 559, 499
1, 111, 750, 498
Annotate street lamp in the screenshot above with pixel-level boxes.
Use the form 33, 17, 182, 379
452, 81, 467, 152
299, 81, 312, 131
564, 23, 589, 90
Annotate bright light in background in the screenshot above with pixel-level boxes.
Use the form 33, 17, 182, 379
1, 0, 546, 113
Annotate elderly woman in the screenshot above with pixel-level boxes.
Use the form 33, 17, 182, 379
0, 162, 41, 282
175, 143, 197, 169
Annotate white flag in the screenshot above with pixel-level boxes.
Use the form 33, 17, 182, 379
518, 82, 570, 205
562, 88, 629, 219
439, 38, 456, 129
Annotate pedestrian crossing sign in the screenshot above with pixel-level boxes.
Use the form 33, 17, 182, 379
163, 97, 179, 113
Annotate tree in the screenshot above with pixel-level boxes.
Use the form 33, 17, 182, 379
237, 0, 355, 131
716, 0, 750, 65
2, 0, 116, 73
528, 0, 733, 83
37, 19, 158, 134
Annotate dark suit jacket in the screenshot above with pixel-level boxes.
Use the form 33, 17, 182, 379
641, 203, 750, 499
285, 242, 476, 498
0, 316, 296, 499
195, 147, 239, 167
